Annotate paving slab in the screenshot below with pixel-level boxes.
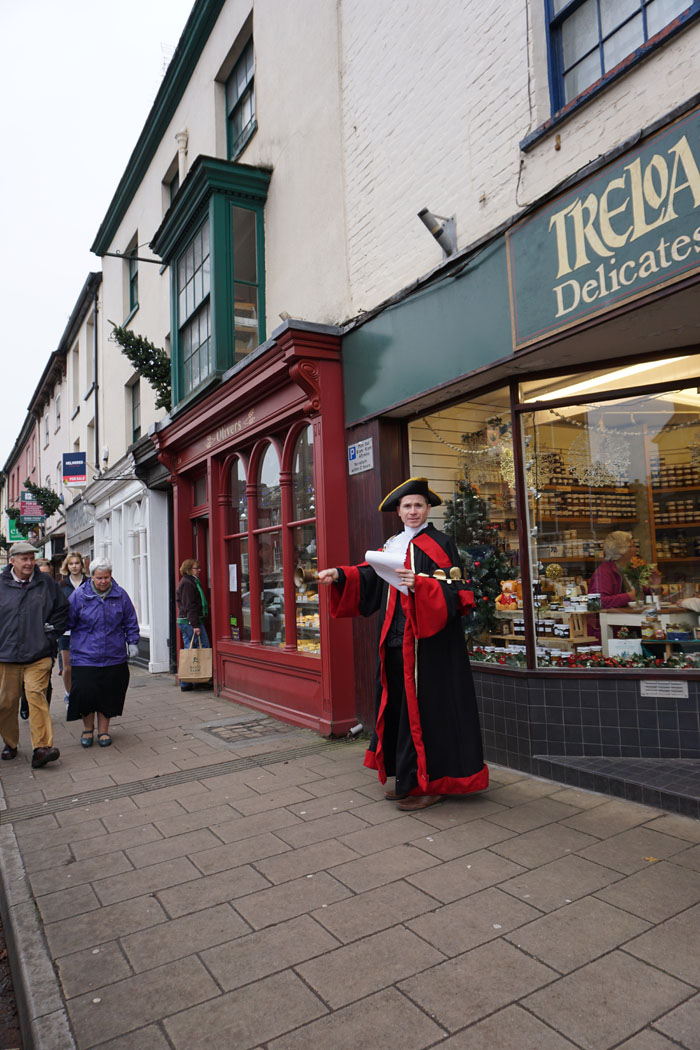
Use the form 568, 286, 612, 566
162, 969, 328, 1050
201, 914, 339, 990
504, 896, 651, 972
624, 901, 700, 984
265, 987, 446, 1050
437, 1003, 580, 1049
524, 950, 694, 1050
296, 924, 445, 1008
500, 853, 623, 912
398, 938, 557, 1031
653, 992, 700, 1049
311, 880, 437, 943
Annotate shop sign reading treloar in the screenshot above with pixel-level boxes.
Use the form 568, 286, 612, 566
507, 105, 700, 348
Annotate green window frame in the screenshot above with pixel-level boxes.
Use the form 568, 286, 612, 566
128, 253, 139, 312
151, 157, 270, 409
177, 220, 212, 397
226, 38, 255, 159
131, 379, 141, 443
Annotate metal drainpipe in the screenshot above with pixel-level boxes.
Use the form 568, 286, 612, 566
93, 291, 99, 474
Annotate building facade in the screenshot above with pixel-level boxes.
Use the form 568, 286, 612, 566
4, 0, 700, 803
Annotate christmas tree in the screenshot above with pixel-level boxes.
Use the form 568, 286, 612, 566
443, 479, 518, 638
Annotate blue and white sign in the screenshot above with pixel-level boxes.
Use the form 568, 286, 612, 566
63, 452, 87, 486
348, 438, 374, 476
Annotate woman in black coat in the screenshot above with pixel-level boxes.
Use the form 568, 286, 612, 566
175, 559, 210, 691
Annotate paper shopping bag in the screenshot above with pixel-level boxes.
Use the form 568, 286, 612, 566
178, 636, 213, 682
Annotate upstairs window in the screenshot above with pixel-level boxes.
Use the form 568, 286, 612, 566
177, 220, 212, 397
55, 394, 61, 432
129, 253, 139, 312
547, 0, 698, 112
131, 379, 141, 443
151, 157, 270, 408
226, 38, 255, 158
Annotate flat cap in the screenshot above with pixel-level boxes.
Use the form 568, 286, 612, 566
378, 477, 442, 512
9, 541, 38, 556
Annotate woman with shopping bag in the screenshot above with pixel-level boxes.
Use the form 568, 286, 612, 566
176, 559, 212, 690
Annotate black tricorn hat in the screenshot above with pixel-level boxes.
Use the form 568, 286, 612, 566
378, 477, 442, 512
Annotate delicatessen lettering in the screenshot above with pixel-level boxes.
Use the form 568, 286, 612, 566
548, 131, 700, 318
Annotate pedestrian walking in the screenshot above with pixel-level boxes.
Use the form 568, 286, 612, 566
175, 558, 210, 691
57, 551, 88, 706
0, 541, 69, 768
66, 558, 140, 749
318, 477, 488, 810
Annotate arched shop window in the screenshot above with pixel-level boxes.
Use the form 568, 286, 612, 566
226, 457, 250, 642
224, 429, 320, 655
291, 426, 320, 656
256, 444, 284, 647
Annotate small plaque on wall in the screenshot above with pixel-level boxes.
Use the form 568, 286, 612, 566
348, 438, 374, 475
640, 680, 689, 699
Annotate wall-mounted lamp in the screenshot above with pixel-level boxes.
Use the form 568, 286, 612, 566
417, 207, 457, 257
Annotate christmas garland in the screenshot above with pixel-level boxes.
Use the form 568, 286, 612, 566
110, 323, 171, 412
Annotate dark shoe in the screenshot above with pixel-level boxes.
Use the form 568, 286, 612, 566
384, 788, 408, 800
97, 734, 112, 748
396, 795, 444, 811
80, 731, 94, 748
19, 699, 29, 720
1, 745, 18, 761
180, 682, 194, 691
31, 746, 60, 769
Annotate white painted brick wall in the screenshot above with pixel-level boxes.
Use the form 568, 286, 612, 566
339, 0, 700, 316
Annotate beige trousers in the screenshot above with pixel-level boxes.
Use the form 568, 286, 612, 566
0, 658, 53, 750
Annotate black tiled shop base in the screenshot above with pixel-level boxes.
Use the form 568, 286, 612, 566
473, 670, 700, 816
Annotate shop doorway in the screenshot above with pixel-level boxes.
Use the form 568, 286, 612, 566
192, 517, 211, 636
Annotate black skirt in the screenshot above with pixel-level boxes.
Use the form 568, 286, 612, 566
67, 663, 130, 721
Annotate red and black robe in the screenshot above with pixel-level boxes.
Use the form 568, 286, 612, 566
331, 523, 488, 797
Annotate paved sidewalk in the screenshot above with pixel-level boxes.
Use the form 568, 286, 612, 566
1, 667, 700, 1050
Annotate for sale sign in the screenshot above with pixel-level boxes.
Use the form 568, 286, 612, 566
20, 491, 44, 523
63, 452, 87, 486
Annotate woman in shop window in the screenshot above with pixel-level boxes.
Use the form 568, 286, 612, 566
175, 559, 210, 692
587, 531, 662, 640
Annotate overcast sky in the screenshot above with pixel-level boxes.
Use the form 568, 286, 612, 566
0, 0, 195, 464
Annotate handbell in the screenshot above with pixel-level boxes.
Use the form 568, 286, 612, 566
294, 566, 317, 588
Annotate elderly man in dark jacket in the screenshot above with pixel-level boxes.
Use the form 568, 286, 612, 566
0, 542, 69, 768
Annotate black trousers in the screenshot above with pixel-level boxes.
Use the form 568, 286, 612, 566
382, 646, 419, 794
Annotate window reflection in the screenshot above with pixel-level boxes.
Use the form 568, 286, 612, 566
523, 382, 700, 669
259, 531, 284, 647
292, 425, 315, 521
258, 444, 281, 527
408, 392, 521, 664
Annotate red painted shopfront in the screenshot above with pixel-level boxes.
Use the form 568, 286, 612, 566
152, 321, 356, 736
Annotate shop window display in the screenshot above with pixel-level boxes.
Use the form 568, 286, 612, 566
408, 390, 521, 664
257, 444, 284, 646
223, 428, 319, 654
291, 426, 320, 656
225, 457, 250, 641
522, 378, 700, 670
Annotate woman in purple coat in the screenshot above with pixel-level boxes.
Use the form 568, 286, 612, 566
67, 558, 140, 748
